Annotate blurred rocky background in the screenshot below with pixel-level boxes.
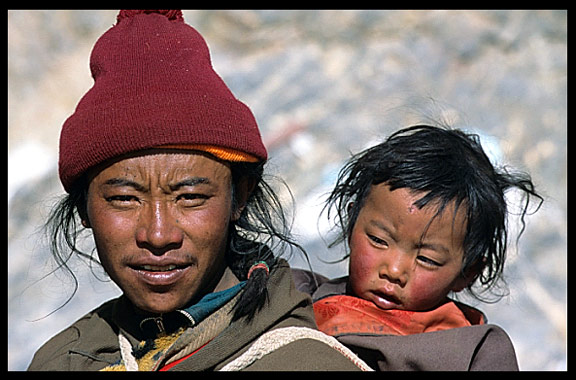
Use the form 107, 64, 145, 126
8, 10, 566, 370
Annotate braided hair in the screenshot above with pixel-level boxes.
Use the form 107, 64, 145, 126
226, 161, 303, 321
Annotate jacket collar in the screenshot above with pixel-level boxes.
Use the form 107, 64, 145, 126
66, 259, 314, 370
66, 266, 242, 366
164, 259, 317, 370
112, 267, 242, 342
311, 276, 487, 337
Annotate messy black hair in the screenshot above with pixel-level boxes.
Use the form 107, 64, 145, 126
44, 157, 303, 322
324, 125, 542, 302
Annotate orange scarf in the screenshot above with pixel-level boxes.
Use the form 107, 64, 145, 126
314, 295, 484, 337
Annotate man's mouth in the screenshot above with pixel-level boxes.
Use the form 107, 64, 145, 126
136, 264, 181, 272
129, 262, 192, 272
129, 263, 192, 286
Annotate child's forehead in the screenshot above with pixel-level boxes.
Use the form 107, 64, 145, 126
367, 184, 468, 235
383, 183, 467, 215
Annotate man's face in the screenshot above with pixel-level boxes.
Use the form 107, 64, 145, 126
85, 151, 235, 314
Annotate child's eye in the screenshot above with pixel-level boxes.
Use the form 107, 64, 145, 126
368, 234, 388, 247
417, 255, 442, 267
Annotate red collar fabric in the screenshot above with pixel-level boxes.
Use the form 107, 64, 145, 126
314, 295, 484, 337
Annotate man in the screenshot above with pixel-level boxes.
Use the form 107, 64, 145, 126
28, 10, 368, 371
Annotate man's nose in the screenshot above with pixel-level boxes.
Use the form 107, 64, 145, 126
135, 201, 183, 254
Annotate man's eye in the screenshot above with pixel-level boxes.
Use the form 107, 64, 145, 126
105, 195, 138, 203
176, 193, 208, 205
177, 193, 206, 200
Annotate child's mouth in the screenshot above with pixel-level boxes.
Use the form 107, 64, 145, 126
372, 291, 402, 309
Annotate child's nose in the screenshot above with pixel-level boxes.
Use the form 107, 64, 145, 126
380, 249, 409, 286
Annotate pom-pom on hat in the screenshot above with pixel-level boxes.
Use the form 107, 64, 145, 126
59, 10, 267, 193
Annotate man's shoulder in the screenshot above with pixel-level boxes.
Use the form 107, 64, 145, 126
27, 298, 121, 371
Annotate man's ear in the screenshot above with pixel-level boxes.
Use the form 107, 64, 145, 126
452, 258, 486, 293
77, 204, 91, 229
232, 177, 257, 221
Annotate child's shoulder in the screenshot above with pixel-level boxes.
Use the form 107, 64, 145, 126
338, 323, 518, 370
291, 268, 347, 299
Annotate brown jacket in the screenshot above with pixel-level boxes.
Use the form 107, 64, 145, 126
293, 269, 519, 371
27, 261, 365, 371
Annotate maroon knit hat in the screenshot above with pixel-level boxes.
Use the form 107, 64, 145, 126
58, 10, 267, 193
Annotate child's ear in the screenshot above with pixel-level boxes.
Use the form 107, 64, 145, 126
452, 258, 486, 293
232, 177, 257, 221
347, 202, 355, 214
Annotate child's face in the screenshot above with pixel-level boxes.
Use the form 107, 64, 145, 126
348, 184, 470, 311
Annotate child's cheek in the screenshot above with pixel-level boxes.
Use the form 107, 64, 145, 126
348, 241, 381, 294
406, 271, 448, 310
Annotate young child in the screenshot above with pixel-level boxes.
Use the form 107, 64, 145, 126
293, 125, 542, 371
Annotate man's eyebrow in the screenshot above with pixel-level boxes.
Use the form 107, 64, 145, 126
103, 178, 147, 192
169, 177, 211, 191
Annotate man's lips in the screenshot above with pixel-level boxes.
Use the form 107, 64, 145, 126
126, 258, 194, 286
126, 255, 195, 271
130, 263, 190, 272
